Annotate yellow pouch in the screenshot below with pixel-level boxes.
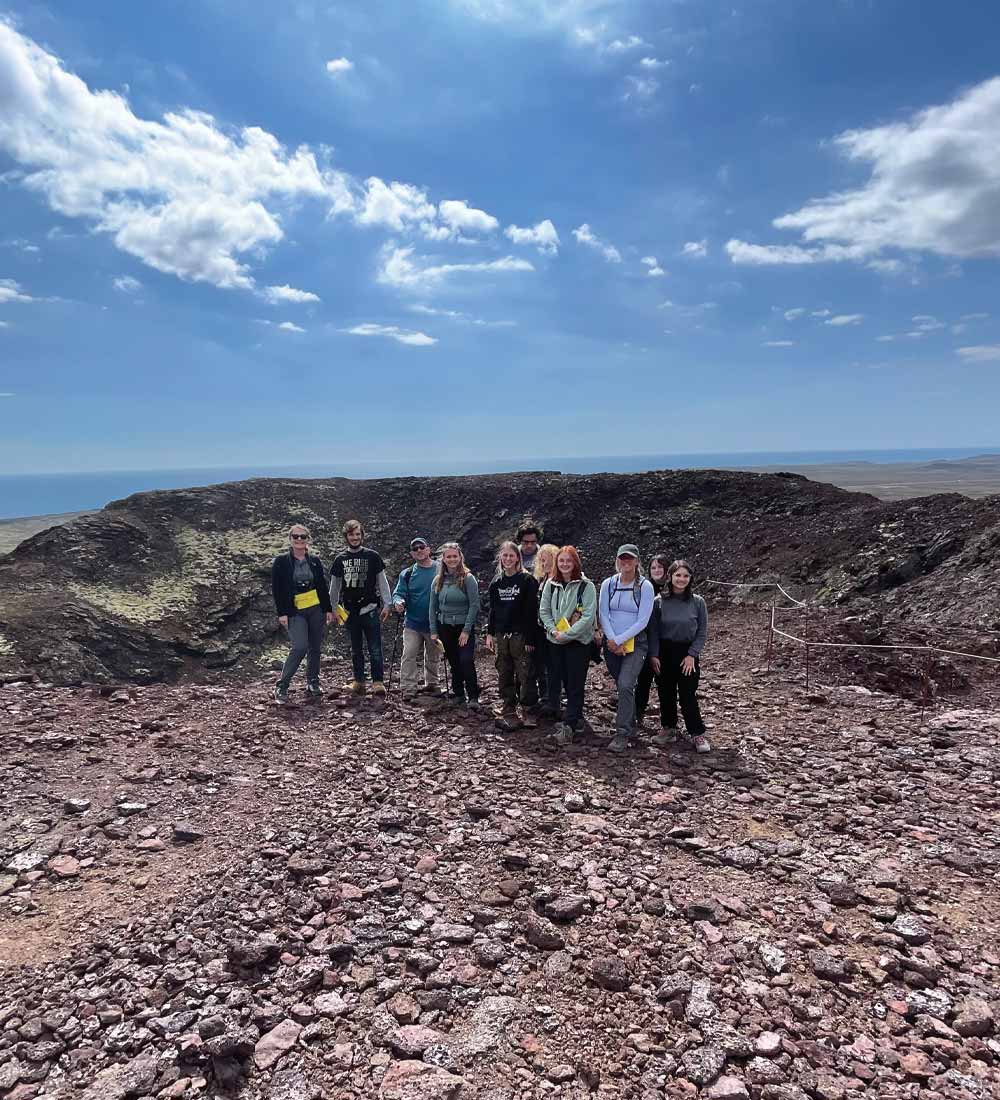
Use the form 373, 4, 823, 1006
555, 617, 571, 632
294, 588, 320, 611
622, 637, 635, 654
335, 604, 350, 624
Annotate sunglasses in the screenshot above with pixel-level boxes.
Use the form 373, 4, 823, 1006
290, 534, 309, 541
410, 545, 428, 551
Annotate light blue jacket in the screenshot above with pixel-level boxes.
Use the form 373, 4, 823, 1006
598, 574, 654, 647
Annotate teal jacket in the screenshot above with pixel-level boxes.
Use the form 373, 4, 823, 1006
429, 572, 480, 633
539, 576, 597, 645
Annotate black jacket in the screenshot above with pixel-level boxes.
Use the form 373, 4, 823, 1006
488, 571, 540, 641
271, 552, 333, 617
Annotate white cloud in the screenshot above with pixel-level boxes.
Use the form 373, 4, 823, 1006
639, 57, 669, 69
783, 308, 806, 321
957, 345, 1000, 362
911, 314, 944, 332
356, 178, 436, 232
573, 223, 621, 263
605, 35, 649, 53
764, 340, 795, 347
961, 312, 990, 321
623, 76, 658, 101
875, 334, 896, 343
824, 314, 863, 326
113, 275, 142, 293
0, 278, 35, 304
726, 240, 823, 266
504, 218, 559, 255
377, 245, 534, 291
261, 284, 321, 305
0, 24, 355, 291
409, 304, 515, 327
811, 309, 831, 318
277, 321, 305, 333
681, 240, 708, 258
738, 77, 1000, 266
438, 199, 499, 236
641, 255, 665, 277
325, 58, 354, 76
342, 322, 436, 347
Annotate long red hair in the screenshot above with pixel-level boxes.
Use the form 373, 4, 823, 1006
551, 545, 583, 582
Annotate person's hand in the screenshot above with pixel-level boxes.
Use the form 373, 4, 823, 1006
393, 600, 405, 614
459, 631, 470, 648
325, 612, 334, 626
380, 607, 391, 623
552, 630, 565, 642
278, 615, 289, 628
607, 639, 622, 656
485, 635, 495, 653
681, 656, 696, 676
650, 657, 661, 675
431, 635, 442, 649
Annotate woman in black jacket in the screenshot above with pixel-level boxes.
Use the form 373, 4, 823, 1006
271, 524, 334, 704
635, 553, 669, 727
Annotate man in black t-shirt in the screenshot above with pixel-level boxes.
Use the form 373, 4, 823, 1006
329, 519, 393, 694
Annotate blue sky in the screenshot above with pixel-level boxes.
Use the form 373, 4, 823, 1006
1, 0, 999, 474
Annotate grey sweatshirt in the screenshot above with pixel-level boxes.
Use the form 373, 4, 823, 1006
429, 573, 480, 633
649, 593, 708, 657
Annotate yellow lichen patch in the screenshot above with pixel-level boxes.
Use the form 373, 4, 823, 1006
0, 631, 16, 656
68, 573, 201, 624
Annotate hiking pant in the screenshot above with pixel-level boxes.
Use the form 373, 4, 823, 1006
495, 633, 532, 710
634, 655, 660, 721
519, 635, 548, 707
438, 623, 479, 701
346, 608, 384, 683
546, 640, 589, 728
603, 634, 648, 739
400, 627, 440, 694
658, 641, 706, 736
279, 605, 326, 688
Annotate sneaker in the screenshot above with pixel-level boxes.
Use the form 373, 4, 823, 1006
466, 697, 481, 712
418, 684, 439, 695
274, 683, 289, 705
650, 727, 679, 748
371, 681, 387, 696
553, 722, 575, 747
607, 734, 629, 754
495, 712, 520, 732
306, 681, 323, 698
346, 680, 366, 695
400, 692, 416, 703
520, 709, 538, 730
692, 734, 712, 754
447, 694, 466, 707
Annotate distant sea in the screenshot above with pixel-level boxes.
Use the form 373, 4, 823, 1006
0, 447, 994, 521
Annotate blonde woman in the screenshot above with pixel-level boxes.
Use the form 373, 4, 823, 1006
429, 543, 481, 708
527, 542, 559, 713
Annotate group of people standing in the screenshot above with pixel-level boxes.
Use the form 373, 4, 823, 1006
270, 519, 710, 753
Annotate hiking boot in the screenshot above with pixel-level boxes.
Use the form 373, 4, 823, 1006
520, 709, 538, 730
306, 681, 323, 698
692, 734, 712, 754
650, 727, 679, 748
417, 684, 439, 695
607, 734, 630, 754
446, 694, 466, 707
346, 679, 366, 695
400, 692, 416, 703
553, 722, 575, 747
466, 697, 481, 712
371, 681, 387, 697
537, 705, 559, 721
495, 711, 520, 732
274, 682, 289, 705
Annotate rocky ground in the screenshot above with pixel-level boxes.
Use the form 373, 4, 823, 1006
1, 609, 999, 1100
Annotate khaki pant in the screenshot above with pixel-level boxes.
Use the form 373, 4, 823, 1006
496, 633, 533, 711
400, 627, 440, 694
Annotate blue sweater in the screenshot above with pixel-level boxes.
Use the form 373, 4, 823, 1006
392, 561, 438, 632
598, 574, 655, 647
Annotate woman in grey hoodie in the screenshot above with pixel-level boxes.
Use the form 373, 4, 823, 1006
649, 559, 710, 753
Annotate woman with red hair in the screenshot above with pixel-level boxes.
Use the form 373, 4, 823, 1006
539, 545, 597, 746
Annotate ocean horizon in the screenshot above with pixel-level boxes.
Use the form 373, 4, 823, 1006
1, 446, 997, 521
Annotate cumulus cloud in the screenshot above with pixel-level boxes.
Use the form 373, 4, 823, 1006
277, 321, 305, 333
957, 345, 1000, 362
811, 309, 831, 318
342, 322, 436, 347
113, 275, 142, 293
681, 240, 708, 259
764, 340, 795, 347
0, 24, 356, 291
378, 246, 534, 291
0, 278, 36, 304
730, 77, 1000, 267
726, 240, 823, 266
505, 219, 559, 255
438, 199, 499, 236
911, 314, 944, 332
573, 223, 621, 263
641, 256, 665, 277
261, 284, 321, 304
605, 35, 649, 53
639, 57, 669, 69
409, 304, 515, 327
356, 178, 436, 232
824, 314, 863, 326
623, 76, 658, 101
325, 58, 353, 76
783, 307, 806, 321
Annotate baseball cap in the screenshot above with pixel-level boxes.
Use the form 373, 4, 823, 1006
616, 543, 640, 559
409, 537, 429, 549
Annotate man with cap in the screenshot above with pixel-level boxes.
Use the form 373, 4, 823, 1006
598, 544, 655, 752
392, 537, 442, 701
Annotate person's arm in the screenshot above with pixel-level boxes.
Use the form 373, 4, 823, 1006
428, 584, 439, 636
523, 575, 540, 644
487, 580, 498, 637
463, 575, 480, 634
316, 558, 333, 613
328, 555, 343, 609
392, 569, 408, 610
538, 580, 556, 635
648, 595, 661, 651
271, 557, 292, 618
598, 579, 616, 644
615, 579, 655, 644
563, 580, 596, 641
377, 570, 392, 608
689, 597, 708, 657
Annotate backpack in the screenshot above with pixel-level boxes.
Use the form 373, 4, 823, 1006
607, 576, 643, 609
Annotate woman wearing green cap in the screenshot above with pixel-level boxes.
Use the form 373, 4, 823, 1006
598, 544, 655, 752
